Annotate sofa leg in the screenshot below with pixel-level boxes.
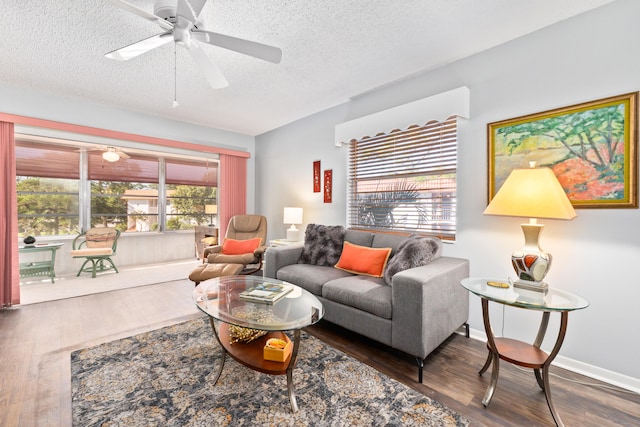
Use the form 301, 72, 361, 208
416, 357, 424, 383
464, 322, 470, 338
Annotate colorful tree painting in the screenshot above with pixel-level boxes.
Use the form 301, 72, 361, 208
488, 93, 637, 208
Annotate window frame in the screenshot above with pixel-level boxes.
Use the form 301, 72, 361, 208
15, 137, 219, 236
347, 116, 458, 241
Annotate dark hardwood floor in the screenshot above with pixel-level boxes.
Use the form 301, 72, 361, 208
1, 281, 638, 426
307, 322, 640, 426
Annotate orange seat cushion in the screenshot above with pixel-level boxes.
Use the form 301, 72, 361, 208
221, 238, 261, 255
335, 241, 392, 278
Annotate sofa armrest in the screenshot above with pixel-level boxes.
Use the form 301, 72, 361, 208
391, 256, 469, 359
263, 245, 304, 279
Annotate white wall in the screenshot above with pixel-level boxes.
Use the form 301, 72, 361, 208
256, 0, 640, 390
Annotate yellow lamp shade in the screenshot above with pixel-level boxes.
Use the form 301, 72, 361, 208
484, 167, 576, 220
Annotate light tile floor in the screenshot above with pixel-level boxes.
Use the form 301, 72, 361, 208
19, 258, 201, 305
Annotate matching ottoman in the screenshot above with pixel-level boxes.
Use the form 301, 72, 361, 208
188, 263, 244, 285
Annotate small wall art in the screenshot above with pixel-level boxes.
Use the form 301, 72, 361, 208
324, 169, 332, 203
313, 160, 321, 192
488, 92, 638, 208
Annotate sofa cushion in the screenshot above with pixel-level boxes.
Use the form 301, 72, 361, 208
371, 233, 407, 256
322, 276, 392, 319
298, 224, 345, 266
335, 242, 391, 277
344, 229, 374, 247
383, 235, 442, 285
276, 264, 353, 296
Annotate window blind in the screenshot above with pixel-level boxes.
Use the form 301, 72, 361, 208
166, 158, 218, 186
348, 116, 458, 240
88, 151, 158, 183
15, 141, 80, 179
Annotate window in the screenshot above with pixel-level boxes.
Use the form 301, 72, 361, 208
14, 136, 219, 236
165, 158, 218, 230
89, 152, 159, 232
16, 142, 80, 236
348, 116, 458, 240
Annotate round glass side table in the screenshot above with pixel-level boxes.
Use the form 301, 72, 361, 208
461, 277, 589, 427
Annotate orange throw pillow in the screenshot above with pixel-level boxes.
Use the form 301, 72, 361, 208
335, 241, 392, 278
221, 238, 261, 255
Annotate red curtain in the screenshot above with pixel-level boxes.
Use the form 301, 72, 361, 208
1, 122, 19, 307
218, 154, 247, 239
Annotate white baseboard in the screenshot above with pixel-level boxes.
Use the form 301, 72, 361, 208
466, 327, 640, 394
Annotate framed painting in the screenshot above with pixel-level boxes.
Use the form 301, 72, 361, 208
324, 169, 332, 203
488, 92, 638, 208
313, 160, 321, 192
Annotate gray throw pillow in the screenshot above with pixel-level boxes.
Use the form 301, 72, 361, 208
383, 235, 442, 285
298, 224, 346, 266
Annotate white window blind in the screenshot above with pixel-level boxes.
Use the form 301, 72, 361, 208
348, 116, 458, 240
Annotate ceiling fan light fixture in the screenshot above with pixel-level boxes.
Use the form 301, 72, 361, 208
103, 150, 120, 162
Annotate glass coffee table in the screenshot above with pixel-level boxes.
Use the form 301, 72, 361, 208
193, 275, 324, 413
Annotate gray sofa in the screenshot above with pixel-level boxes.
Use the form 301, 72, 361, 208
264, 226, 469, 382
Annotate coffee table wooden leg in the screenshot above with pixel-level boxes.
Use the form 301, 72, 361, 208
286, 329, 302, 413
208, 317, 227, 385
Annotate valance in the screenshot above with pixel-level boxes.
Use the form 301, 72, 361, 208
335, 86, 470, 146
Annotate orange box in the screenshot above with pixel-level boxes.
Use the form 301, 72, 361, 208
263, 336, 292, 362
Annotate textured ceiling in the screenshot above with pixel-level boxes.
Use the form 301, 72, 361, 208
1, 0, 615, 136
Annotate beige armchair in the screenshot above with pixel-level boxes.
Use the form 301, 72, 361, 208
189, 215, 267, 285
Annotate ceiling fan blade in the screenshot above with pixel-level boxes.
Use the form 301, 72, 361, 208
187, 41, 229, 89
176, 0, 209, 23
107, 0, 174, 31
192, 30, 282, 64
116, 151, 131, 159
105, 32, 172, 61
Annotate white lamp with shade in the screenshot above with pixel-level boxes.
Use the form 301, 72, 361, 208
283, 207, 303, 241
483, 163, 576, 292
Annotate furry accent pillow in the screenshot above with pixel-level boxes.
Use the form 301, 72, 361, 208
383, 236, 442, 285
298, 224, 346, 266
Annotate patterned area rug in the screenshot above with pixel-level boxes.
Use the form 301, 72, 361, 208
71, 318, 469, 426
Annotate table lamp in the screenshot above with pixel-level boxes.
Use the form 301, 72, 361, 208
483, 164, 576, 292
205, 204, 217, 226
283, 207, 303, 241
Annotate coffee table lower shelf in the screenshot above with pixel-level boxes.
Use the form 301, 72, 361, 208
208, 318, 302, 412
218, 323, 291, 374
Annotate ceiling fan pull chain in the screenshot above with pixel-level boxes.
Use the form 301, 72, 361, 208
173, 44, 179, 108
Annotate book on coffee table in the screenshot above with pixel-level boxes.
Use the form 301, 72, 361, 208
239, 283, 294, 304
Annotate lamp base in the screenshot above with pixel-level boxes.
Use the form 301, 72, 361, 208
511, 222, 553, 286
511, 278, 548, 293
286, 228, 300, 242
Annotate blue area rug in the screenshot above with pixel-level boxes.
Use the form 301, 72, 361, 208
71, 317, 469, 426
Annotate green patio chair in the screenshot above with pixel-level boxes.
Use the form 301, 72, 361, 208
71, 228, 121, 278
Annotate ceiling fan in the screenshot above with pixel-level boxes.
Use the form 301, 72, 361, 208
101, 146, 130, 162
105, 0, 283, 89
83, 146, 131, 162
